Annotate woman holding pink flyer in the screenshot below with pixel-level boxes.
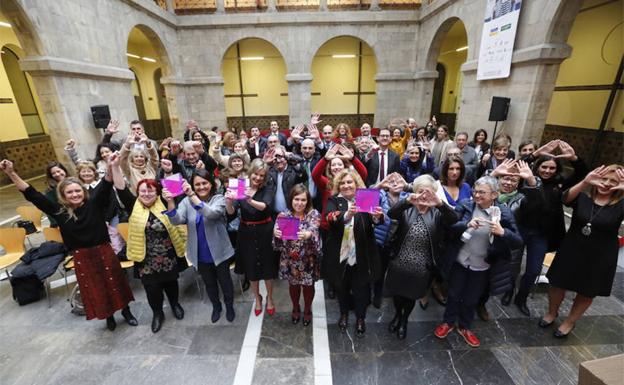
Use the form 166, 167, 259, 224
273, 184, 322, 326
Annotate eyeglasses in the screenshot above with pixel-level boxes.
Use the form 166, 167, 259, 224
473, 190, 492, 196
274, 154, 285, 159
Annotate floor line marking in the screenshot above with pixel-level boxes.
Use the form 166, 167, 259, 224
232, 284, 265, 385
313, 280, 333, 385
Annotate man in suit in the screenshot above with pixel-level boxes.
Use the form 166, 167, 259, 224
298, 138, 322, 210
248, 126, 267, 160
364, 127, 400, 187
318, 125, 336, 156
265, 121, 287, 147
266, 145, 307, 216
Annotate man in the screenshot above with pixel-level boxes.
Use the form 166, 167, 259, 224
266, 146, 307, 215
247, 126, 267, 160
455, 131, 478, 178
174, 141, 217, 181
299, 138, 322, 210
364, 127, 400, 187
103, 119, 158, 150
266, 135, 281, 152
318, 125, 335, 156
265, 121, 287, 147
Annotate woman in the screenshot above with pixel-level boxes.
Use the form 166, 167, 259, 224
434, 176, 522, 348
540, 165, 624, 337
389, 124, 412, 158
430, 125, 454, 166
439, 157, 472, 207
513, 142, 587, 316
184, 128, 211, 154
399, 144, 434, 183
468, 129, 490, 161
273, 184, 322, 326
44, 161, 70, 227
517, 140, 536, 161
386, 175, 458, 339
220, 132, 238, 156
212, 139, 250, 168
65, 139, 116, 179
1, 157, 136, 330
166, 169, 236, 323
112, 162, 186, 333
478, 136, 513, 177
119, 134, 159, 194
225, 158, 277, 316
323, 169, 383, 337
333, 123, 353, 144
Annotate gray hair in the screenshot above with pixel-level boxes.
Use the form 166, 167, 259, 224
474, 176, 499, 192
412, 174, 438, 193
183, 140, 197, 152
455, 131, 469, 140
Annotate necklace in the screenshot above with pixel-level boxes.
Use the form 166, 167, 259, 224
581, 201, 606, 236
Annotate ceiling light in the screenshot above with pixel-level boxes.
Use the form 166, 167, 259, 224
455, 46, 468, 52
332, 54, 356, 59
240, 56, 264, 61
126, 53, 140, 59
0, 22, 11, 28
141, 56, 156, 63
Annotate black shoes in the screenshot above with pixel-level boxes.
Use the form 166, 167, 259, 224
303, 312, 312, 327
242, 279, 250, 292
388, 314, 400, 333
477, 304, 490, 322
171, 303, 185, 320
431, 286, 447, 307
338, 314, 348, 332
553, 324, 574, 338
501, 290, 514, 306
106, 316, 116, 331
211, 305, 222, 323
372, 295, 382, 309
397, 321, 407, 340
151, 312, 164, 333
355, 318, 366, 338
514, 293, 531, 317
226, 305, 235, 322
292, 307, 301, 325
121, 307, 138, 326
538, 313, 558, 328
328, 287, 336, 299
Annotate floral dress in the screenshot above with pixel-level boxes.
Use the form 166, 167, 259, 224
273, 209, 322, 286
136, 213, 179, 285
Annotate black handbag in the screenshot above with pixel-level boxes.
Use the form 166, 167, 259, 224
10, 274, 44, 305
14, 220, 37, 235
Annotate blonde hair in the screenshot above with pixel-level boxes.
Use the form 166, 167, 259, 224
75, 161, 99, 183
591, 164, 624, 204
56, 177, 90, 220
331, 169, 365, 195
333, 123, 353, 141
247, 158, 269, 187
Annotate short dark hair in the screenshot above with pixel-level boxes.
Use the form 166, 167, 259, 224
378, 127, 391, 136
440, 157, 466, 186
518, 139, 536, 152
130, 119, 143, 127
190, 168, 217, 200
287, 183, 312, 213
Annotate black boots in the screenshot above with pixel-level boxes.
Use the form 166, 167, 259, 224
226, 304, 235, 322
514, 291, 530, 317
211, 304, 222, 323
388, 313, 401, 333
501, 289, 514, 306
121, 306, 138, 326
151, 311, 164, 333
171, 303, 185, 320
355, 318, 366, 338
338, 314, 348, 332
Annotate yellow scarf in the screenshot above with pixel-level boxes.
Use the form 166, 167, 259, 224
126, 198, 186, 262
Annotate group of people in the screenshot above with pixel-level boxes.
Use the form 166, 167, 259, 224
1, 115, 622, 349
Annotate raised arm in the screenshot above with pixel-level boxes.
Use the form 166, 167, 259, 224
64, 139, 82, 165
1, 159, 61, 216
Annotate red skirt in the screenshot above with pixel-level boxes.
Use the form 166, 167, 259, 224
73, 243, 135, 320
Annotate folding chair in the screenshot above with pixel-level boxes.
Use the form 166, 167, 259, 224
43, 227, 73, 302
0, 228, 26, 280
16, 205, 43, 247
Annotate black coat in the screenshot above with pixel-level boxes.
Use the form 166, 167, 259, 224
11, 241, 67, 279
321, 195, 381, 288
365, 149, 400, 187
444, 200, 523, 295
266, 164, 307, 212
387, 199, 459, 266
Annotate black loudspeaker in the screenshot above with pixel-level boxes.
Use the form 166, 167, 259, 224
91, 105, 111, 129
488, 97, 510, 122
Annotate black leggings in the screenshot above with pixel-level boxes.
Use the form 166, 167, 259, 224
393, 295, 416, 320
143, 279, 179, 314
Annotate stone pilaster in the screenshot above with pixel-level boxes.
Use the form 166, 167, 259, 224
285, 73, 313, 127
374, 72, 416, 127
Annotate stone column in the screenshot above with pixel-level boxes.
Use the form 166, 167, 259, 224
165, 0, 174, 12
319, 0, 328, 11
285, 73, 313, 127
19, 56, 137, 166
374, 72, 416, 127
458, 43, 572, 146
412, 70, 438, 123
267, 0, 277, 12
216, 0, 225, 13
369, 0, 380, 11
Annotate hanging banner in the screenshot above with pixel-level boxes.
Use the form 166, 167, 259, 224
477, 0, 523, 80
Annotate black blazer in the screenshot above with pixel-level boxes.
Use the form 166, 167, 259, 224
248, 137, 268, 160
321, 195, 381, 287
365, 149, 400, 187
266, 164, 307, 212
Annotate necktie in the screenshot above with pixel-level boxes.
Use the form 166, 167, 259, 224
379, 151, 385, 181
304, 161, 311, 187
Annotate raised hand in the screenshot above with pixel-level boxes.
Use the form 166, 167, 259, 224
555, 140, 577, 160
182, 180, 193, 196
263, 148, 276, 164
65, 139, 76, 150
196, 160, 205, 170
533, 140, 559, 157
162, 187, 174, 202
310, 113, 322, 126
610, 168, 624, 192
192, 140, 204, 155
583, 165, 609, 189
106, 119, 120, 135
107, 151, 121, 167
185, 119, 198, 132
0, 159, 15, 174
418, 188, 442, 207
491, 158, 518, 178
481, 153, 491, 165
371, 206, 384, 220
516, 159, 534, 180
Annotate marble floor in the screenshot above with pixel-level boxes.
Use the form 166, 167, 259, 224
1, 182, 623, 385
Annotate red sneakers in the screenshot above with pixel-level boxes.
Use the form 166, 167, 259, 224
434, 323, 455, 338
457, 328, 481, 347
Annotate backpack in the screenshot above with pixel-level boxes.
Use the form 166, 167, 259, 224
10, 274, 44, 305
69, 285, 85, 316
14, 220, 37, 235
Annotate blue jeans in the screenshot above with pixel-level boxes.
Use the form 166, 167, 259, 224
443, 262, 489, 329
518, 229, 549, 295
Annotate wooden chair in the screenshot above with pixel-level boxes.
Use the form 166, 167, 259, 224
16, 205, 43, 232
42, 227, 72, 304
0, 227, 26, 277
113, 223, 134, 270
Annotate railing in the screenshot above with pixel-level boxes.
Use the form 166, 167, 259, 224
161, 0, 421, 13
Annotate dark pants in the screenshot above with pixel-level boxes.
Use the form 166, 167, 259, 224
443, 263, 489, 329
337, 265, 370, 319
518, 231, 549, 295
198, 261, 234, 310
144, 279, 179, 315
373, 245, 392, 300
393, 295, 416, 321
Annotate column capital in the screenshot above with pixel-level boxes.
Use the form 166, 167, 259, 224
19, 56, 134, 82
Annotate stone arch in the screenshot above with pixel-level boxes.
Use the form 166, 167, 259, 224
221, 36, 289, 73
424, 17, 468, 72
308, 34, 378, 73
545, 0, 583, 44
126, 24, 174, 77
0, 0, 45, 56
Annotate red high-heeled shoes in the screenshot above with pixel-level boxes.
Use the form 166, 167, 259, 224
254, 295, 263, 317
266, 303, 276, 316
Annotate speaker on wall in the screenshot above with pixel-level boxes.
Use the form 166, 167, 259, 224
91, 105, 111, 129
488, 97, 510, 122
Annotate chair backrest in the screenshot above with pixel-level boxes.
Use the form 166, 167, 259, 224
116, 222, 129, 242
43, 227, 64, 243
16, 205, 43, 230
0, 227, 26, 254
